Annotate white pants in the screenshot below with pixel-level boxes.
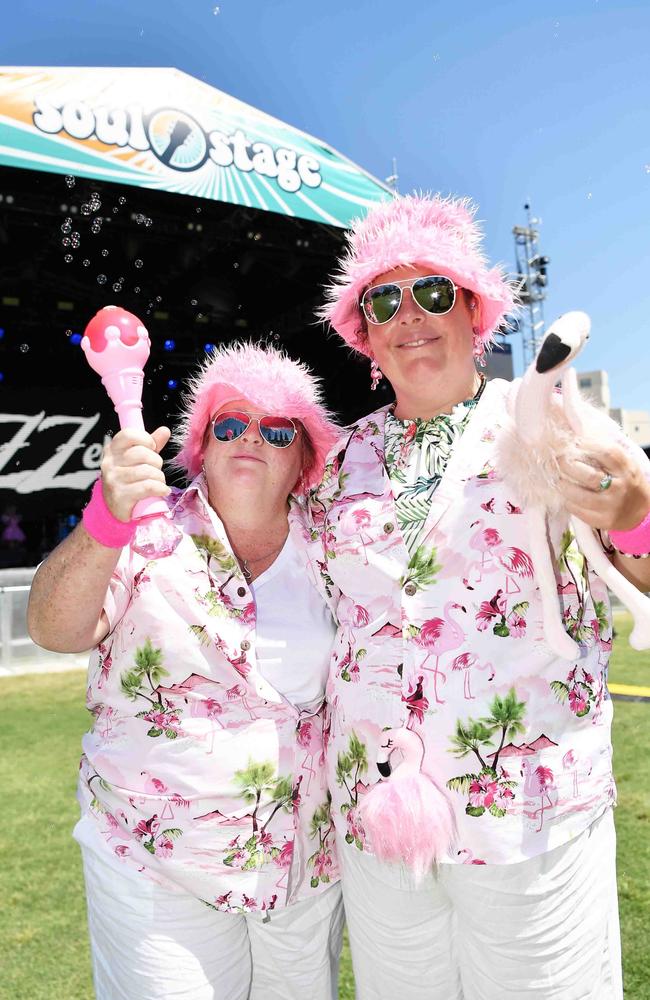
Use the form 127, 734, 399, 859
81, 846, 344, 1000
341, 809, 622, 1000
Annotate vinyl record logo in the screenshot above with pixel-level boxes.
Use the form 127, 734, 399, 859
146, 109, 209, 171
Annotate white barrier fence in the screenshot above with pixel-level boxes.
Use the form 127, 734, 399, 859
0, 568, 87, 675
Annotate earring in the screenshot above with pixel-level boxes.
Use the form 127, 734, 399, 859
370, 358, 383, 391
472, 327, 487, 368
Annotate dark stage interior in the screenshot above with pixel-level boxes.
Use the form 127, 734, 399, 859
0, 165, 395, 563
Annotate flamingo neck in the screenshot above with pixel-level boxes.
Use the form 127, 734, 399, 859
515, 367, 558, 445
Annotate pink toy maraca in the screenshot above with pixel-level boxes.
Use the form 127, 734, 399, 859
81, 305, 181, 558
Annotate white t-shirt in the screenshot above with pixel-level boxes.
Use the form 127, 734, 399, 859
250, 533, 335, 709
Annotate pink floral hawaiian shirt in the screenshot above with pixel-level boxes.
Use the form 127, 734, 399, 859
78, 476, 339, 914
313, 379, 635, 866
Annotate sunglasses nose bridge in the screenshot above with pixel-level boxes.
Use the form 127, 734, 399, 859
398, 285, 425, 322
241, 419, 264, 444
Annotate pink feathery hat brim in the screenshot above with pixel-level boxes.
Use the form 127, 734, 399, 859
319, 192, 517, 357
172, 342, 339, 491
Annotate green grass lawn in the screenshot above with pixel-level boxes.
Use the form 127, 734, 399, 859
0, 611, 648, 999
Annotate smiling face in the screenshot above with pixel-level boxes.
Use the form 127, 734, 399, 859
363, 264, 479, 418
202, 396, 304, 509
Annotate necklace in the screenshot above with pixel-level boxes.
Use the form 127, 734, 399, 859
234, 539, 287, 582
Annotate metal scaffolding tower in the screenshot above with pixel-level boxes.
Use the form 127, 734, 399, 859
513, 203, 550, 367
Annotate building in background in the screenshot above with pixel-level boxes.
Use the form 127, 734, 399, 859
578, 369, 650, 449
609, 408, 650, 449
486, 340, 514, 382
577, 370, 611, 411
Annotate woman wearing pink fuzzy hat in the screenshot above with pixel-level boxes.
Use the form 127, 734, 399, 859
28, 342, 344, 1000
314, 193, 643, 998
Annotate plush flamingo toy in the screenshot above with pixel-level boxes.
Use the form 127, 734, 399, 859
81, 305, 181, 559
359, 726, 456, 879
496, 310, 650, 657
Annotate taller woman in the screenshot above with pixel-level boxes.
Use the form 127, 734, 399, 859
316, 194, 650, 999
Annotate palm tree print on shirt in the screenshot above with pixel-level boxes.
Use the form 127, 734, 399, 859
446, 688, 527, 817
120, 639, 182, 739
335, 732, 368, 849
307, 794, 336, 887
221, 763, 294, 872
556, 529, 602, 644
399, 544, 442, 591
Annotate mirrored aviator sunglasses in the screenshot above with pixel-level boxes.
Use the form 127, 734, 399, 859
211, 410, 297, 448
361, 274, 457, 325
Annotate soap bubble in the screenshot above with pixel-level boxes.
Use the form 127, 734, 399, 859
101, 248, 109, 256
134, 259, 144, 268
91, 219, 103, 234
19, 343, 30, 352
97, 274, 107, 284
65, 176, 76, 188
61, 237, 71, 247
61, 218, 72, 234
81, 203, 92, 215
64, 254, 74, 263
82, 259, 91, 267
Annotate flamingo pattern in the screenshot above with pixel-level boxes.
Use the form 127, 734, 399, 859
414, 603, 466, 704
315, 379, 621, 866
78, 478, 339, 915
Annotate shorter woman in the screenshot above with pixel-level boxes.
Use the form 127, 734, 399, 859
28, 343, 343, 1000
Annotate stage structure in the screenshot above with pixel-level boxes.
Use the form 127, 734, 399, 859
0, 67, 393, 566
513, 203, 550, 367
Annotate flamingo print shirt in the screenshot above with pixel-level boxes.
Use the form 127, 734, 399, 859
314, 378, 619, 866
77, 476, 339, 915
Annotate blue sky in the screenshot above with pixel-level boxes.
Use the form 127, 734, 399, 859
2, 0, 649, 408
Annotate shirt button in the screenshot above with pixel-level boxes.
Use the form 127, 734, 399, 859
240, 639, 251, 652
383, 522, 395, 534
237, 586, 246, 597
404, 582, 417, 596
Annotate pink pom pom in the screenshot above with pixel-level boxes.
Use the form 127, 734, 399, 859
359, 730, 456, 880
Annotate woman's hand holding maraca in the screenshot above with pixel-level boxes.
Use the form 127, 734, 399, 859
101, 426, 172, 523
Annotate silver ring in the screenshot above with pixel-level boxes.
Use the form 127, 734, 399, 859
598, 472, 613, 492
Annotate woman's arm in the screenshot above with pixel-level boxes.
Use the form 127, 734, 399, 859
27, 526, 121, 652
27, 425, 170, 652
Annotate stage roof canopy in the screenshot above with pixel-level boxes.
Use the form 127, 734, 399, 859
0, 66, 391, 227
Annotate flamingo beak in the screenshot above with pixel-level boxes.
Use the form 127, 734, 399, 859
377, 760, 392, 777
535, 332, 571, 374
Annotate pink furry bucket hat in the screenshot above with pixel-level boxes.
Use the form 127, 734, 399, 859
173, 342, 339, 491
320, 192, 516, 357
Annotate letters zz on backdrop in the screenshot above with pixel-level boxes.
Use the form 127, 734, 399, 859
0, 394, 111, 514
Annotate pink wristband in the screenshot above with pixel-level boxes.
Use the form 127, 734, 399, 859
82, 478, 136, 548
609, 509, 650, 556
